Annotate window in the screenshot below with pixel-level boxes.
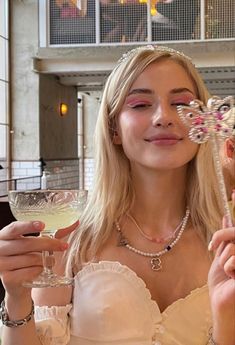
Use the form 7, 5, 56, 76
0, 0, 9, 163
205, 0, 234, 39
50, 0, 96, 44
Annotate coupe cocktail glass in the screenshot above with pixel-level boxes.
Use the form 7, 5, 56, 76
8, 189, 88, 288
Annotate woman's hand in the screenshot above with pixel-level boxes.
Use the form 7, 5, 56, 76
0, 221, 69, 298
208, 191, 235, 344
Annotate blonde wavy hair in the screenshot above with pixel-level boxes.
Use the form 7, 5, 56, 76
66, 46, 223, 273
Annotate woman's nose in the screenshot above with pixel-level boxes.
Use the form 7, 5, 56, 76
153, 120, 173, 128
152, 105, 174, 128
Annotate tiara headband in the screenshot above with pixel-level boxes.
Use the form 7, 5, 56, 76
117, 45, 193, 66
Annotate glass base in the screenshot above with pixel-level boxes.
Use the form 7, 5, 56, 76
22, 272, 74, 288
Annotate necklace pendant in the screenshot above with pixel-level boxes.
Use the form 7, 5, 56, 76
150, 257, 162, 271
117, 233, 129, 247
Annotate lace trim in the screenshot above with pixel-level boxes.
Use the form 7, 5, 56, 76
35, 304, 72, 320
35, 305, 72, 345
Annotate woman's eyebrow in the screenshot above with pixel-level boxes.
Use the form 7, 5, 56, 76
127, 88, 153, 96
170, 87, 195, 95
128, 88, 195, 96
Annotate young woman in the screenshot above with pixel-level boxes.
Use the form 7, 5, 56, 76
0, 46, 234, 345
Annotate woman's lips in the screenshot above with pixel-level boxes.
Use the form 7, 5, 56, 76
149, 139, 181, 146
144, 135, 182, 146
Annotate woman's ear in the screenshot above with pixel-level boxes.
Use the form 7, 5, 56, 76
225, 138, 235, 159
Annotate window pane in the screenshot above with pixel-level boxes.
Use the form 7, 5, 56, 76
205, 0, 235, 39
0, 125, 6, 159
0, 0, 6, 37
100, 1, 147, 43
0, 80, 7, 123
0, 37, 6, 80
49, 0, 96, 45
152, 0, 200, 41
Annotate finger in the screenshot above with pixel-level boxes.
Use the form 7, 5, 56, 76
208, 228, 235, 251
55, 220, 79, 239
0, 253, 42, 271
0, 236, 69, 256
0, 221, 45, 240
218, 242, 235, 269
223, 255, 235, 279
214, 241, 227, 257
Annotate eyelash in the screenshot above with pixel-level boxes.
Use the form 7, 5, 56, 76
129, 103, 151, 109
128, 101, 193, 109
172, 102, 190, 106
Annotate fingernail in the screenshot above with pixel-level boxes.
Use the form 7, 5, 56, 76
208, 240, 213, 251
33, 221, 43, 230
61, 242, 69, 250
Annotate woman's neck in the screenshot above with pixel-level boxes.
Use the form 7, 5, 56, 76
130, 166, 188, 236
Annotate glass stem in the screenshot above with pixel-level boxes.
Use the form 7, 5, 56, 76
41, 234, 56, 276
42, 250, 55, 276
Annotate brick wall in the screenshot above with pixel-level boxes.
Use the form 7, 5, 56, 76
84, 158, 94, 191
0, 158, 95, 196
42, 159, 80, 189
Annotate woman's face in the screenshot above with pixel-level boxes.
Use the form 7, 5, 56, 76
115, 59, 199, 172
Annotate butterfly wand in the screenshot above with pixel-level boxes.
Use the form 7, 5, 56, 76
177, 96, 234, 227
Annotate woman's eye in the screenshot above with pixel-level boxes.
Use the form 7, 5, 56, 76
173, 102, 190, 107
129, 103, 151, 109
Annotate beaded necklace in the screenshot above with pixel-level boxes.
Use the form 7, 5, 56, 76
115, 208, 190, 271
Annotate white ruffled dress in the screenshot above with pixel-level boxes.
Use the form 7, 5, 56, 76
34, 261, 212, 345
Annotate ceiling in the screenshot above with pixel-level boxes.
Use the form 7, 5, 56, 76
56, 66, 235, 97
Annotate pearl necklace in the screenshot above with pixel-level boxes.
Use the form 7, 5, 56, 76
115, 208, 190, 271
127, 213, 184, 244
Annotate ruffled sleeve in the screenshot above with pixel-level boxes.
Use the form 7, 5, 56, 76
34, 304, 72, 345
